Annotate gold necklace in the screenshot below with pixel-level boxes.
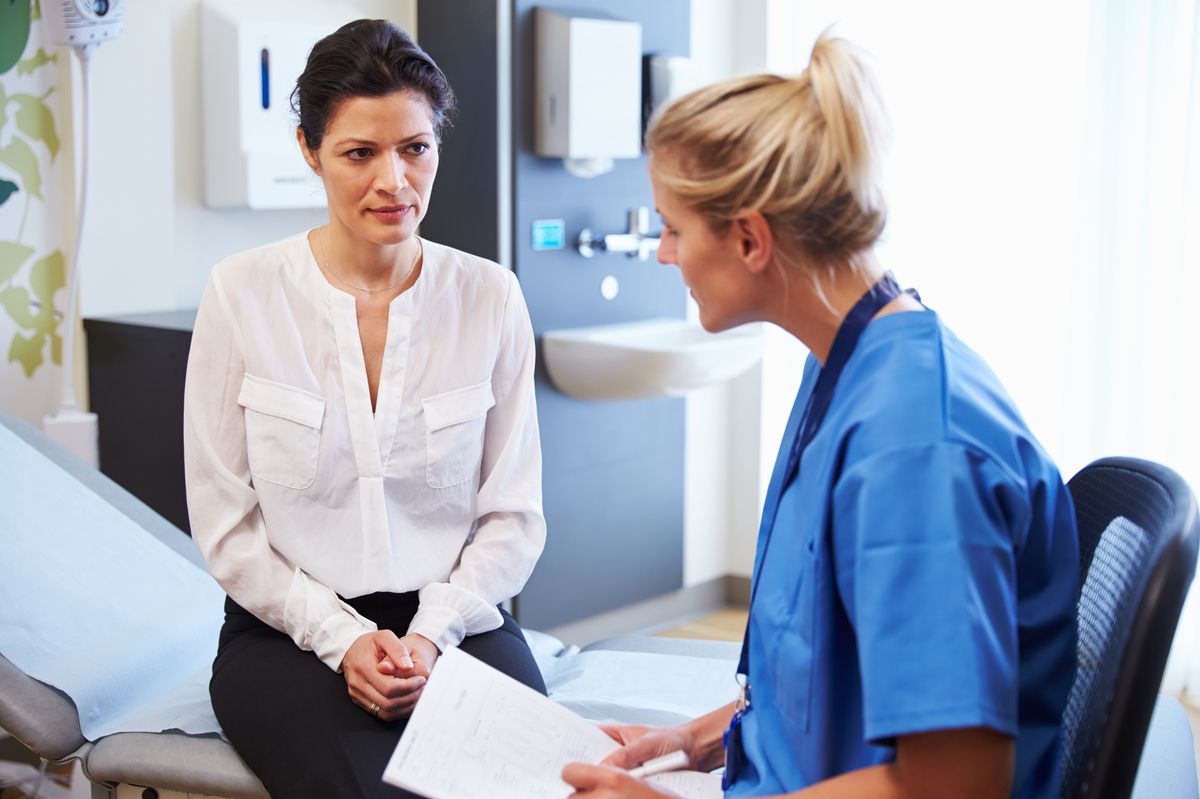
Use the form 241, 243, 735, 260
317, 227, 422, 295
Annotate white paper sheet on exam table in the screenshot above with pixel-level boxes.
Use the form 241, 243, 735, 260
382, 647, 723, 799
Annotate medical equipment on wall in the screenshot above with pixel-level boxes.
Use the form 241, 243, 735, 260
40, 0, 126, 468
200, 0, 359, 209
534, 8, 642, 179
42, 0, 124, 51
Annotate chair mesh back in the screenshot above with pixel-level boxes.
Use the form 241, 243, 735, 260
1060, 460, 1195, 799
1060, 516, 1152, 794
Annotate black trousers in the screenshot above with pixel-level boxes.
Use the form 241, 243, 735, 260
210, 592, 547, 799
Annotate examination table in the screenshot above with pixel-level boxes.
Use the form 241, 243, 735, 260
0, 412, 736, 798
0, 411, 1194, 798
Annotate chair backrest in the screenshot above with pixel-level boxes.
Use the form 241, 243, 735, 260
1060, 457, 1200, 799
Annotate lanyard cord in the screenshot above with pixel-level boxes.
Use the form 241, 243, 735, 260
735, 272, 905, 685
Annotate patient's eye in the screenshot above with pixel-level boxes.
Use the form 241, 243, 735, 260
407, 141, 432, 156
346, 147, 372, 161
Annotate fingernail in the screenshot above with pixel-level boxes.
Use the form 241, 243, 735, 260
401, 658, 413, 669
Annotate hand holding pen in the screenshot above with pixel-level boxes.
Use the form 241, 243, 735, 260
627, 750, 690, 779
564, 722, 694, 797
562, 757, 687, 798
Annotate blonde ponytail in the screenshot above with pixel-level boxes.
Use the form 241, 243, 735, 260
646, 32, 889, 269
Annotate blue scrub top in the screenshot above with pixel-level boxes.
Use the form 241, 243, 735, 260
728, 310, 1079, 798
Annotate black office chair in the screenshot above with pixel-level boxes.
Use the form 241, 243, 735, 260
1060, 457, 1200, 799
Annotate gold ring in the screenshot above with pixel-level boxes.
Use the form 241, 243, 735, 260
369, 702, 381, 716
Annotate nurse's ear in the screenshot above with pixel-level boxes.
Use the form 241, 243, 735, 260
731, 211, 773, 276
297, 129, 321, 176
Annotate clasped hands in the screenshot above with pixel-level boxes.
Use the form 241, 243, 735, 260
341, 630, 439, 721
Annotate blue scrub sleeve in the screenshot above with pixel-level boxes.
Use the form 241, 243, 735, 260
832, 442, 1025, 744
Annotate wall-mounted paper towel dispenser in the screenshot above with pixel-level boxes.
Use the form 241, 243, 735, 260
534, 8, 642, 177
200, 0, 359, 209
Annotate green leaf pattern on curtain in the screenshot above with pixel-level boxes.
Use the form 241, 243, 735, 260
0, 285, 38, 329
0, 0, 32, 75
0, 136, 43, 200
16, 48, 56, 78
1, 0, 64, 378
15, 90, 59, 158
0, 249, 63, 376
0, 179, 18, 208
0, 241, 35, 285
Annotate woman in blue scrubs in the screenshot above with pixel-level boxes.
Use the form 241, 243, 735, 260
563, 33, 1079, 799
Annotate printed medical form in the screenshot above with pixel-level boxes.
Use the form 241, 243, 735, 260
383, 647, 722, 799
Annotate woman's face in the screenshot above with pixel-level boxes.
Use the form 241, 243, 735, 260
651, 158, 762, 332
300, 90, 439, 247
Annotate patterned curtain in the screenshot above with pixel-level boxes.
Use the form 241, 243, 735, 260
0, 0, 68, 423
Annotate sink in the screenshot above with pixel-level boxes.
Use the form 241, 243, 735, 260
541, 318, 764, 400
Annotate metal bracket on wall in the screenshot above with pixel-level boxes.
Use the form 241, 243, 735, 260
577, 207, 661, 261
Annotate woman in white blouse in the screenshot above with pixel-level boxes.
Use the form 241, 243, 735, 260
183, 19, 546, 798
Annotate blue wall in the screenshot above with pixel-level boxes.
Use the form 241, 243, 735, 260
419, 0, 691, 629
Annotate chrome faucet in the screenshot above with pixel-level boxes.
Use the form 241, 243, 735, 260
577, 207, 661, 261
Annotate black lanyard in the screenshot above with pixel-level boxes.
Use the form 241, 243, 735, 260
735, 272, 904, 684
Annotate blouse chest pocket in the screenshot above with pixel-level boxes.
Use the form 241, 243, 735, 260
422, 381, 495, 489
237, 374, 325, 490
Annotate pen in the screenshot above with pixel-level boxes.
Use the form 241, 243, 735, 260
628, 750, 689, 779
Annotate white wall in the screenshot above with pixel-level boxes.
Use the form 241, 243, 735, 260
683, 0, 768, 583
684, 365, 763, 584
75, 0, 415, 318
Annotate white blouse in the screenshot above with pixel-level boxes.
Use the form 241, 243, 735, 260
183, 232, 545, 671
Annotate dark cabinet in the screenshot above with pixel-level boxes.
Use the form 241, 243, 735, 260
84, 310, 196, 534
